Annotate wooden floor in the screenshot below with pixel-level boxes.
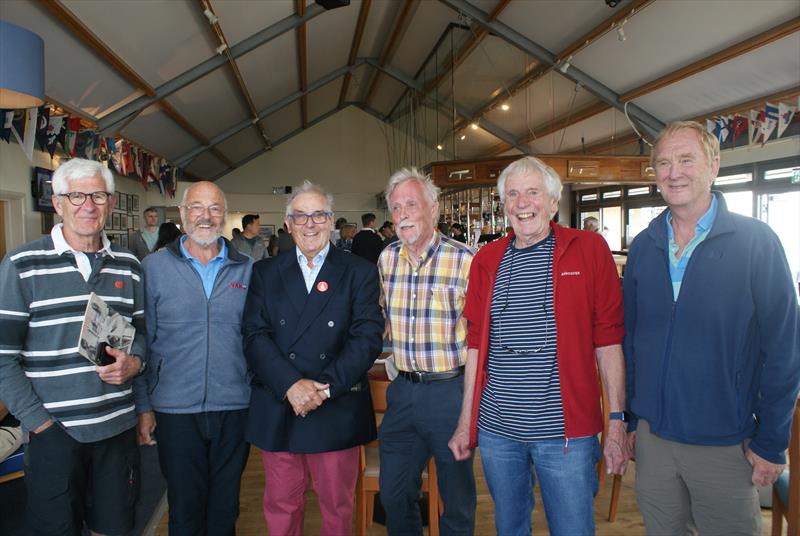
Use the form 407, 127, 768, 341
155, 446, 780, 535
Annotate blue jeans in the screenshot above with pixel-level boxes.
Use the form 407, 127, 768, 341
379, 375, 476, 535
478, 429, 600, 536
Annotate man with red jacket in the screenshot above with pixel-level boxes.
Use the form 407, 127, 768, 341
448, 156, 629, 535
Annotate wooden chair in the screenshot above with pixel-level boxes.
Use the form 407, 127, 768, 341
355, 377, 441, 536
772, 398, 800, 536
0, 445, 24, 484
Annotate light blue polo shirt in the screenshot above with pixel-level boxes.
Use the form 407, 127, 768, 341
180, 236, 227, 298
666, 194, 718, 300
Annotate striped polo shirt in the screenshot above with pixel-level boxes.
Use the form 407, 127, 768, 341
0, 225, 146, 443
478, 232, 565, 441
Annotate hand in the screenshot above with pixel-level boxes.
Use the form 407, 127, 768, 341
137, 412, 157, 446
603, 421, 630, 475
447, 423, 472, 461
33, 419, 53, 434
383, 319, 392, 342
96, 348, 141, 385
286, 379, 329, 417
745, 448, 785, 487
627, 431, 637, 456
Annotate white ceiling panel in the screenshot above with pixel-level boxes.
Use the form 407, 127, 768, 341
357, 0, 404, 58
307, 1, 359, 81
633, 34, 800, 122
165, 69, 250, 139
371, 77, 408, 117
452, 34, 533, 112
212, 0, 295, 45
236, 31, 299, 111
119, 105, 200, 162
62, 0, 217, 88
263, 101, 303, 141
185, 150, 229, 180
215, 127, 265, 164
390, 2, 457, 77
572, 0, 800, 94
1, 0, 140, 119
307, 79, 342, 123
498, 0, 630, 54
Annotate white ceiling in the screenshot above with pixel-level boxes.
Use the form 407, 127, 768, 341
1, 0, 797, 181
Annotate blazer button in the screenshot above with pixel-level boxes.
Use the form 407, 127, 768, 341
327, 321, 334, 327
280, 319, 286, 326
319, 353, 326, 360
289, 352, 296, 359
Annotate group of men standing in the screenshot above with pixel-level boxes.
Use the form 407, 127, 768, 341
0, 118, 797, 536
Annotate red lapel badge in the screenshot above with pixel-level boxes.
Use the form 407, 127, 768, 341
316, 281, 329, 292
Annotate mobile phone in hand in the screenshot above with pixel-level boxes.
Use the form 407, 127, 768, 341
97, 342, 117, 366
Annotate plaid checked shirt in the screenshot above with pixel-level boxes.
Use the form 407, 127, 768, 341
378, 233, 474, 372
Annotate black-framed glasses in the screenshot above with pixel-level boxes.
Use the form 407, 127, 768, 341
58, 191, 112, 206
288, 211, 332, 225
496, 238, 553, 355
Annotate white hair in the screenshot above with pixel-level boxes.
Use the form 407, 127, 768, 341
285, 180, 334, 217
51, 158, 114, 194
384, 167, 440, 208
497, 157, 563, 204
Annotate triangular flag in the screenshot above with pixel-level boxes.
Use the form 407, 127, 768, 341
75, 129, 97, 160
731, 114, 748, 144
778, 101, 796, 138
760, 102, 779, 146
44, 114, 64, 158
35, 106, 49, 151
11, 107, 38, 162
0, 110, 13, 143
749, 109, 762, 146
64, 117, 81, 157
715, 115, 731, 143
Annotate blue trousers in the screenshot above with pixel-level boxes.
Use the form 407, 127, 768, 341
155, 410, 249, 536
478, 429, 600, 536
378, 375, 476, 536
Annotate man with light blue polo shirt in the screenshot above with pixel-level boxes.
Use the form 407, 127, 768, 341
623, 121, 800, 535
138, 181, 253, 535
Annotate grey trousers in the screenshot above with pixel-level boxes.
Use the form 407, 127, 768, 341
635, 419, 761, 536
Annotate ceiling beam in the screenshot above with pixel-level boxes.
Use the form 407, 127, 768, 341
97, 3, 326, 133
339, 0, 372, 108
363, 0, 418, 107
176, 61, 365, 166
294, 0, 309, 127
446, 0, 653, 133
621, 17, 800, 102
39, 0, 235, 168
196, 0, 272, 149
438, 0, 664, 139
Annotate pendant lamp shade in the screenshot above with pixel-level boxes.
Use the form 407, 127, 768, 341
0, 20, 45, 109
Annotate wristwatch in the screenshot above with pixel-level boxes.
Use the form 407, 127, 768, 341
135, 356, 147, 376
609, 411, 631, 423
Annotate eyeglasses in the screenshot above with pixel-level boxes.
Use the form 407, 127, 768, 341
182, 204, 225, 217
58, 191, 112, 206
288, 211, 332, 225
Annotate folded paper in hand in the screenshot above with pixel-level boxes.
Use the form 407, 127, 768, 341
77, 292, 136, 365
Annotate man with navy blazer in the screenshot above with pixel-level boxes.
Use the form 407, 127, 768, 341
242, 180, 384, 536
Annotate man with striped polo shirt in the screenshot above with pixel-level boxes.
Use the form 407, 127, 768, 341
378, 168, 476, 536
0, 158, 146, 535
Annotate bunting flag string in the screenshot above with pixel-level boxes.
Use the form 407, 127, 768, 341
0, 105, 182, 198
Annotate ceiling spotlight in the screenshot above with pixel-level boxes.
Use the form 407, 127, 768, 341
617, 19, 627, 42
605, 0, 620, 7
436, 144, 443, 151
203, 7, 218, 25
459, 134, 466, 141
470, 123, 478, 130
215, 43, 228, 55
500, 103, 510, 111
558, 56, 572, 74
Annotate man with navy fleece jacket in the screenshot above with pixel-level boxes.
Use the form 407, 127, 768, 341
624, 121, 800, 535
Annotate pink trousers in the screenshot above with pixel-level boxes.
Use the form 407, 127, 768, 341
261, 446, 360, 536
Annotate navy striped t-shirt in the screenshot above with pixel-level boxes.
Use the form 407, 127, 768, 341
477, 232, 565, 441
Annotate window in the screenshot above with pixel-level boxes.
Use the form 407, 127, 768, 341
580, 193, 598, 202
764, 167, 800, 181
626, 206, 666, 247
627, 186, 650, 197
715, 172, 752, 186
602, 190, 622, 200
722, 191, 753, 217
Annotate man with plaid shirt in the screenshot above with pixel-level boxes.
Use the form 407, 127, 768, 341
377, 168, 476, 536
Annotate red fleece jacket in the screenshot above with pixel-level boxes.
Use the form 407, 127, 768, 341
463, 223, 624, 448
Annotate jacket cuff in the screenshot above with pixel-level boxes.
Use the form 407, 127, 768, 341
748, 439, 786, 465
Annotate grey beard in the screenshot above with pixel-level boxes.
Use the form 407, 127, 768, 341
189, 232, 221, 246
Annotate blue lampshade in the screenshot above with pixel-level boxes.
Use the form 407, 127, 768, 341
0, 20, 45, 109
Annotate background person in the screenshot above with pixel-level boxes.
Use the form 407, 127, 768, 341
130, 206, 160, 260
231, 213, 269, 260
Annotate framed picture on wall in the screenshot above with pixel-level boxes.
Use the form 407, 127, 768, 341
127, 215, 134, 229
104, 215, 112, 231
41, 212, 55, 234
132, 215, 139, 230
131, 195, 139, 213
112, 213, 121, 230
118, 191, 127, 212
126, 194, 133, 214
32, 167, 55, 213
259, 225, 275, 240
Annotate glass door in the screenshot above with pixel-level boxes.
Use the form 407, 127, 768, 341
759, 191, 800, 300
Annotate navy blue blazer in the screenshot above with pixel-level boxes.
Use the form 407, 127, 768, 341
242, 245, 383, 453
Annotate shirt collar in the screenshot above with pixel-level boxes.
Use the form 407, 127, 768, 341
296, 242, 331, 268
179, 235, 226, 263
399, 232, 440, 266
51, 223, 115, 258
667, 193, 718, 238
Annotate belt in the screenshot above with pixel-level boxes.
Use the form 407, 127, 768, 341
397, 366, 465, 384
